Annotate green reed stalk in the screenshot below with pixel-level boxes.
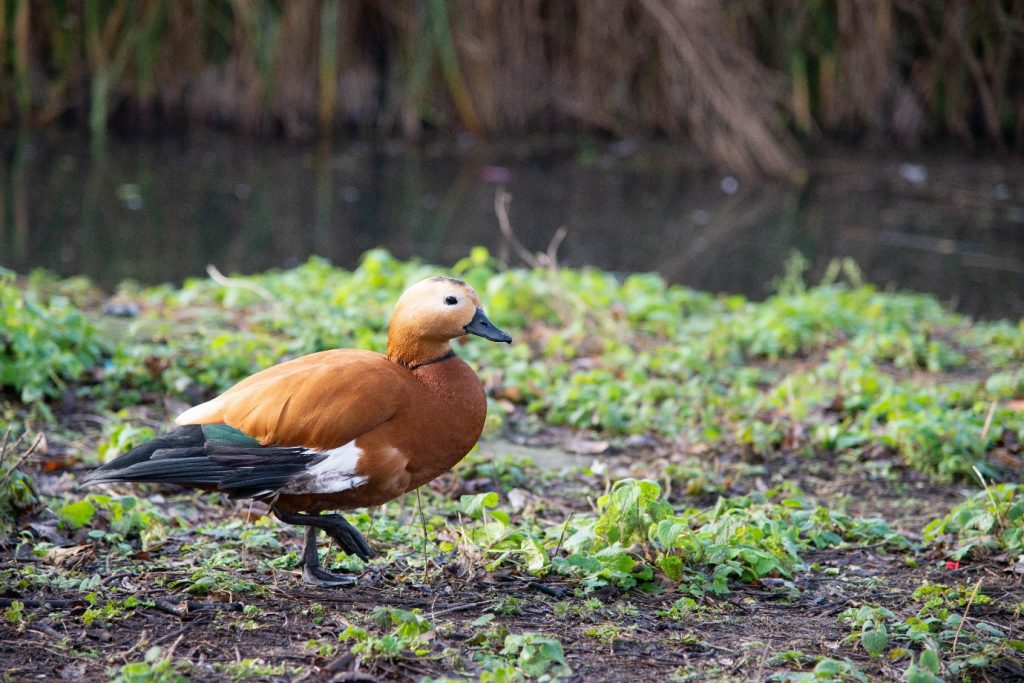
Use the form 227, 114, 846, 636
318, 0, 339, 132
12, 0, 30, 124
427, 0, 480, 135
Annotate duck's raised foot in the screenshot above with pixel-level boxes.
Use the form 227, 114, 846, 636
274, 507, 375, 561
302, 564, 357, 587
324, 516, 375, 560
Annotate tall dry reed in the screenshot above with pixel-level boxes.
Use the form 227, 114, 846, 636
1, 0, 1021, 177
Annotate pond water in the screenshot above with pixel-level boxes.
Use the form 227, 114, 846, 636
2, 131, 1022, 320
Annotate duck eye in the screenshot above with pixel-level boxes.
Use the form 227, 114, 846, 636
444, 295, 459, 306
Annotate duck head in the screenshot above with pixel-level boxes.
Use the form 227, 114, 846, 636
386, 276, 511, 367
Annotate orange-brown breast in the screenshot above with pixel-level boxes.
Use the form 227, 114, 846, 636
273, 356, 486, 513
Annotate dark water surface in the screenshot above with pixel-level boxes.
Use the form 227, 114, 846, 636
2, 132, 1022, 320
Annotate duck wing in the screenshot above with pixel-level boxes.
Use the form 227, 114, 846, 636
175, 348, 409, 451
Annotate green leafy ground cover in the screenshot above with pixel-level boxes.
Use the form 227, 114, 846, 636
1, 251, 1023, 681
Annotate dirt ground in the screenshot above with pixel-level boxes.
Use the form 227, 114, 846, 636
2, 424, 1023, 682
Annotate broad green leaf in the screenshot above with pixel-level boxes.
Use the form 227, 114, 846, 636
460, 492, 500, 520
919, 648, 941, 675
905, 662, 943, 683
58, 499, 96, 528
861, 628, 888, 657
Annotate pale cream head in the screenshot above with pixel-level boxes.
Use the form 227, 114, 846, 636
391, 277, 482, 340
386, 277, 509, 367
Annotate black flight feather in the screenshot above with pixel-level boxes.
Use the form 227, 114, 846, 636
79, 424, 327, 501
81, 424, 205, 482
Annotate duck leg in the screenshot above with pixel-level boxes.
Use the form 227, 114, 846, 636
297, 526, 356, 586
273, 508, 375, 586
273, 508, 375, 559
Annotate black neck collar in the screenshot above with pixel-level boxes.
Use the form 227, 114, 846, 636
406, 349, 456, 370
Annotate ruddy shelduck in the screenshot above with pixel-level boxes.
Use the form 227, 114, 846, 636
82, 277, 511, 585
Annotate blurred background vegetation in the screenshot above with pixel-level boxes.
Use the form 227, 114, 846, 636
1, 0, 1022, 177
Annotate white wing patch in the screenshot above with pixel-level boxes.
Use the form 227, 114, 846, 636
282, 441, 368, 494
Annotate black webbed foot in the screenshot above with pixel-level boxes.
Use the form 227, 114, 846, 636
322, 515, 375, 560
301, 563, 357, 587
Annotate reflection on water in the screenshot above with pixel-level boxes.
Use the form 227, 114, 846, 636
1, 132, 1022, 319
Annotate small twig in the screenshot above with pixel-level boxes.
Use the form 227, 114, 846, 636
151, 625, 190, 647
415, 488, 429, 582
980, 400, 997, 442
368, 505, 379, 544
972, 465, 1006, 530
545, 227, 567, 269
121, 629, 150, 659
163, 633, 185, 659
0, 595, 243, 615
753, 643, 770, 682
0, 432, 44, 488
952, 578, 983, 656
101, 572, 134, 587
151, 599, 187, 617
494, 188, 617, 338
553, 512, 574, 558
241, 499, 256, 564
206, 264, 280, 304
430, 599, 494, 617
494, 189, 566, 271
494, 189, 542, 269
27, 622, 63, 640
331, 673, 384, 683
0, 427, 12, 467
163, 599, 244, 613
0, 597, 81, 609
527, 581, 567, 598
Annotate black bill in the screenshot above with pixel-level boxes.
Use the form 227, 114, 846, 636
464, 308, 512, 343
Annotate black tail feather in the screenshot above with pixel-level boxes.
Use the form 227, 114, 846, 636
93, 460, 231, 486
80, 424, 326, 502
86, 425, 204, 475
219, 467, 313, 499
150, 446, 209, 460
208, 451, 322, 467
211, 448, 322, 499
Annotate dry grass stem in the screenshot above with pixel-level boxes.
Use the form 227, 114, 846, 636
3, 1, 1021, 175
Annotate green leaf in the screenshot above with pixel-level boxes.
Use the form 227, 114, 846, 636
814, 658, 842, 675
502, 633, 571, 679
58, 500, 96, 528
905, 662, 943, 683
861, 628, 888, 657
974, 621, 1005, 637
470, 613, 495, 628
1007, 502, 1023, 522
519, 537, 548, 573
919, 648, 940, 674
658, 555, 684, 581
460, 492, 500, 520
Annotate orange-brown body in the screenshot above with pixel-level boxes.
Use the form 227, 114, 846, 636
271, 353, 485, 512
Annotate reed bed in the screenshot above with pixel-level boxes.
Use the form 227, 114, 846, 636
1, 0, 1022, 176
